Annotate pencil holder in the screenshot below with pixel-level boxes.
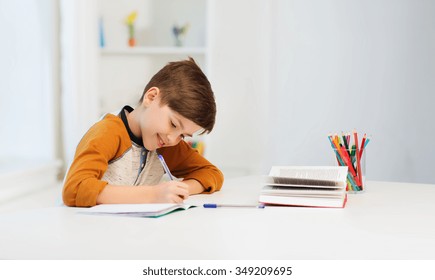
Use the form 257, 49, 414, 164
332, 148, 366, 193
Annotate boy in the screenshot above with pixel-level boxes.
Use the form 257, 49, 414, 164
63, 57, 223, 207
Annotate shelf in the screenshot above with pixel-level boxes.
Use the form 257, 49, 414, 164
101, 46, 207, 56
97, 0, 209, 117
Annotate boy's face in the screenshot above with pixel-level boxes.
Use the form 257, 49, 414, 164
138, 88, 202, 151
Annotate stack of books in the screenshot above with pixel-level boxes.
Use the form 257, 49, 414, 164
259, 166, 348, 208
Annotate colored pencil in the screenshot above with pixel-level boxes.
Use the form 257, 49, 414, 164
359, 133, 367, 159
353, 129, 363, 188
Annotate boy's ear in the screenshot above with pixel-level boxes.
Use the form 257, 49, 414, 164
142, 87, 160, 106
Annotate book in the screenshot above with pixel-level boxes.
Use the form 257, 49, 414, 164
259, 166, 348, 208
80, 203, 194, 218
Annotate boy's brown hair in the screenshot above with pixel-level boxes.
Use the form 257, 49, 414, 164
140, 57, 216, 134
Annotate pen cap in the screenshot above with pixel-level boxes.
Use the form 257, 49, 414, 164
203, 204, 217, 208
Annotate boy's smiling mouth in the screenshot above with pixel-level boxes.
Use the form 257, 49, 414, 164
157, 134, 165, 148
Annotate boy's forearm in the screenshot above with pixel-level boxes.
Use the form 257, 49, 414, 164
184, 179, 205, 195
96, 185, 155, 204
97, 180, 209, 204
96, 182, 192, 204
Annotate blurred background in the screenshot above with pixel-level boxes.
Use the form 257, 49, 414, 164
1, 0, 434, 207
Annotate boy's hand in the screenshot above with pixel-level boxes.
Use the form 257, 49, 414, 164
151, 181, 189, 203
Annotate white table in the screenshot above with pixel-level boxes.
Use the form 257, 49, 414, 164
0, 176, 434, 259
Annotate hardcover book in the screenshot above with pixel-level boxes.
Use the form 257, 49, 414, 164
259, 166, 348, 208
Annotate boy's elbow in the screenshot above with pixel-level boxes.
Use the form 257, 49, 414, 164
62, 178, 107, 207
203, 168, 224, 193
62, 181, 78, 207
215, 169, 224, 191
63, 197, 76, 207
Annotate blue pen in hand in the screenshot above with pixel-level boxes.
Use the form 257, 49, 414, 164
157, 154, 174, 180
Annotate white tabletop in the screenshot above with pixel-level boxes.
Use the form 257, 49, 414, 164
0, 176, 434, 259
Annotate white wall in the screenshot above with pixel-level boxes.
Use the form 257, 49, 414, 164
3, 0, 433, 187
0, 0, 56, 161
0, 0, 61, 201
207, 0, 435, 184
60, 0, 100, 166
206, 0, 271, 177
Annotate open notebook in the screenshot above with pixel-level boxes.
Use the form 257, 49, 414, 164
79, 203, 194, 218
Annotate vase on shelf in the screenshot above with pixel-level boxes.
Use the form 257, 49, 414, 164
172, 23, 189, 47
126, 11, 137, 47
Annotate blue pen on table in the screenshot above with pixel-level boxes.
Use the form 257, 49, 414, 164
157, 154, 174, 180
203, 203, 265, 209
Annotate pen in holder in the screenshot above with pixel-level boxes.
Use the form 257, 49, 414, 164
328, 131, 370, 193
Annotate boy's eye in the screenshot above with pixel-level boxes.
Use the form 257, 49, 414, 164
171, 122, 176, 128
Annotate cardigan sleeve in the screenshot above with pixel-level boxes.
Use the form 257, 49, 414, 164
158, 141, 224, 193
62, 115, 131, 207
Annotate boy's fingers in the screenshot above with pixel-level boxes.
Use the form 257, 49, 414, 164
162, 181, 189, 202
177, 181, 189, 188
172, 195, 184, 204
167, 181, 188, 188
176, 186, 189, 200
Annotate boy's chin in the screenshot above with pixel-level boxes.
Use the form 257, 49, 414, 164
142, 143, 155, 151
